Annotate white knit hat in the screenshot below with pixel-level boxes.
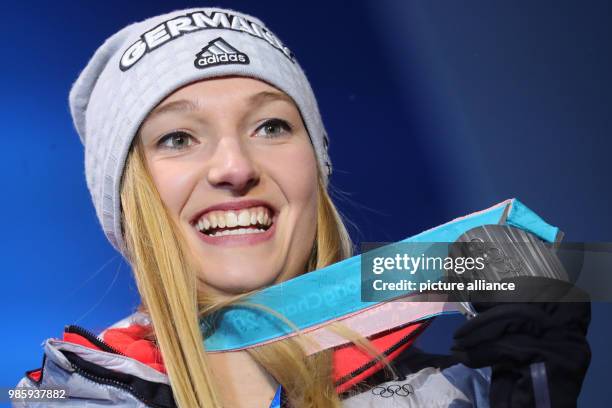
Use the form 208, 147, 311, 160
69, 8, 332, 255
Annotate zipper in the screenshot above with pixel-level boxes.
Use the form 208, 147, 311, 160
65, 324, 127, 356
63, 325, 172, 407
334, 319, 432, 388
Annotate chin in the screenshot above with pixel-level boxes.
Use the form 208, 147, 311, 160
200, 267, 280, 295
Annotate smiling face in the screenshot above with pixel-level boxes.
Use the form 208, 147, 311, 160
137, 77, 319, 296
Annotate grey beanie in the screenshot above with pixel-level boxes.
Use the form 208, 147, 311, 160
69, 7, 332, 255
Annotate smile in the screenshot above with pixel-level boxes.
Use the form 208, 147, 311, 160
195, 206, 273, 236
191, 202, 276, 246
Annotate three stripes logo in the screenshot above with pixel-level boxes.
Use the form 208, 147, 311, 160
194, 37, 250, 69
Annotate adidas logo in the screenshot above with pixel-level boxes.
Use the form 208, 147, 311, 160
194, 37, 250, 69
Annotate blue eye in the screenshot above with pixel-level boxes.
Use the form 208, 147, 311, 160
255, 119, 292, 138
157, 131, 195, 150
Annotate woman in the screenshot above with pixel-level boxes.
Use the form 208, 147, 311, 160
15, 7, 590, 408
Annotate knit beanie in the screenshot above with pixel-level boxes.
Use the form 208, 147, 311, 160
69, 8, 332, 255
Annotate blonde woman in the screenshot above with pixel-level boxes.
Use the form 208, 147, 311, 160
14, 7, 591, 408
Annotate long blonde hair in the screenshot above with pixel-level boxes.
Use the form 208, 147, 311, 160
120, 138, 394, 407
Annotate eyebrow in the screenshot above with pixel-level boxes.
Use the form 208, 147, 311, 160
147, 90, 294, 120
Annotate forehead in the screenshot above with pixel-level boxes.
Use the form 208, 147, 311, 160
146, 76, 297, 121
165, 76, 288, 103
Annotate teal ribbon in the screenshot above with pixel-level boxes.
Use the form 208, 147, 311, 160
201, 198, 559, 351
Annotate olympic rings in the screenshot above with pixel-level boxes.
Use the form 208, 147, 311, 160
371, 383, 414, 398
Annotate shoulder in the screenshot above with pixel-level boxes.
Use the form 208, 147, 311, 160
14, 312, 175, 408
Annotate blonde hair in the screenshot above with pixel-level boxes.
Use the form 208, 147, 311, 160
120, 139, 394, 407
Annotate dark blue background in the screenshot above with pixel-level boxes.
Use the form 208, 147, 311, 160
2, 1, 610, 406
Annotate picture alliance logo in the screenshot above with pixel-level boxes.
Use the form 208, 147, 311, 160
194, 37, 250, 69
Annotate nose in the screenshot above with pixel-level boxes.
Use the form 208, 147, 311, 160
207, 136, 260, 194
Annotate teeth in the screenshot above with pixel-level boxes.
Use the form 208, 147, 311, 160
209, 213, 218, 229
195, 205, 273, 233
217, 214, 226, 228
237, 210, 251, 226
225, 212, 238, 228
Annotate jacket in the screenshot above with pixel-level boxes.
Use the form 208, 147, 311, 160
13, 294, 591, 408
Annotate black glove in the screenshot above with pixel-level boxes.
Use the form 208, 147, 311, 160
452, 278, 591, 408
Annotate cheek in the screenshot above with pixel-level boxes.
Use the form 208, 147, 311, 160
147, 160, 198, 219
269, 143, 318, 206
